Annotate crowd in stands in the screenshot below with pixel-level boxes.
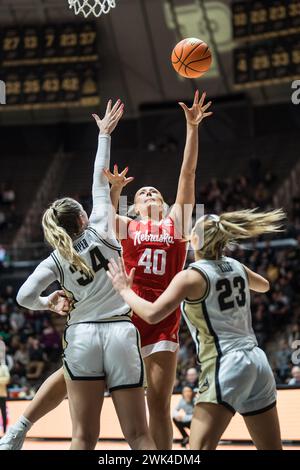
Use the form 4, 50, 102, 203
0, 283, 62, 398
0, 182, 20, 235
0, 169, 299, 399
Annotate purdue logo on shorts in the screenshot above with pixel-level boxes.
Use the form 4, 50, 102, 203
198, 378, 209, 394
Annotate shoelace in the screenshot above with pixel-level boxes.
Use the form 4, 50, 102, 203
3, 431, 18, 440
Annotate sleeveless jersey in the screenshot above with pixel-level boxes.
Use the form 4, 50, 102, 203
122, 216, 187, 292
121, 216, 187, 347
51, 225, 131, 325
181, 256, 257, 363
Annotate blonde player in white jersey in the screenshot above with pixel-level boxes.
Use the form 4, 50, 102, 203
107, 209, 285, 450
9, 100, 155, 451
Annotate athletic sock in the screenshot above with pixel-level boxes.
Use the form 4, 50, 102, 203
14, 415, 33, 432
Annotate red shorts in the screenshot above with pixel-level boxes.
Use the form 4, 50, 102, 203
131, 287, 181, 358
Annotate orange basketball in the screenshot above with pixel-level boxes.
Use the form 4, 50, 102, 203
171, 38, 212, 79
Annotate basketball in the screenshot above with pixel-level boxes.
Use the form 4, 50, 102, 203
171, 38, 212, 79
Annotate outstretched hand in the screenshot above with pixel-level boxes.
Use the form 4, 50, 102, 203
179, 90, 213, 126
92, 99, 124, 135
107, 257, 135, 294
103, 164, 134, 188
47, 290, 70, 316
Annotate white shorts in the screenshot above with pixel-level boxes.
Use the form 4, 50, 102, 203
141, 340, 179, 358
195, 346, 277, 415
62, 319, 145, 392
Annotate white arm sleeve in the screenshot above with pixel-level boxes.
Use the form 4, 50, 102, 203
89, 134, 114, 236
16, 256, 59, 311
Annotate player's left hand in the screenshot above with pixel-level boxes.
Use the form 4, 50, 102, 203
179, 90, 213, 126
103, 164, 134, 188
92, 98, 124, 135
107, 257, 135, 294
47, 290, 70, 316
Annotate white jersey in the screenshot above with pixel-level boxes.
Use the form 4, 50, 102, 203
51, 226, 130, 324
17, 134, 130, 325
181, 256, 257, 363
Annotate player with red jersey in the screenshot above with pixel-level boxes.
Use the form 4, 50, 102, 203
107, 90, 213, 449
121, 214, 187, 356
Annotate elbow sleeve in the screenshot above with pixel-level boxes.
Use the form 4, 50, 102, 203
16, 289, 26, 307
16, 287, 40, 309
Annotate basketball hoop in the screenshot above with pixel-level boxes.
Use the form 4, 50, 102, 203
68, 0, 116, 18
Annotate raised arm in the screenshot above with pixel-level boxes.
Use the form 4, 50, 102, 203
16, 257, 69, 315
89, 99, 124, 234
107, 258, 206, 324
169, 91, 212, 234
103, 164, 134, 239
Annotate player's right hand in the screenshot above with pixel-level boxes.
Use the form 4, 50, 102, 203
179, 90, 213, 126
103, 164, 134, 188
47, 290, 70, 316
92, 99, 124, 135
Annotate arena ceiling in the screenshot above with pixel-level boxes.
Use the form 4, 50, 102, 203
0, 0, 293, 115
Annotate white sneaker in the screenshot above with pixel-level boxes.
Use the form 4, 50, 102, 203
0, 426, 27, 450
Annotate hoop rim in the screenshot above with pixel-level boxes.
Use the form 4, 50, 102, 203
68, 0, 116, 18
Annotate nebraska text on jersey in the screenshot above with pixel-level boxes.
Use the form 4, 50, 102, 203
133, 229, 175, 246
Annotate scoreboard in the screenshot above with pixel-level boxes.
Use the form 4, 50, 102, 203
232, 0, 300, 41
232, 1, 300, 88
234, 35, 300, 87
0, 23, 100, 109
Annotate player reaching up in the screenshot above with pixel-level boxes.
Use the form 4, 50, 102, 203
0, 100, 156, 451
105, 90, 212, 449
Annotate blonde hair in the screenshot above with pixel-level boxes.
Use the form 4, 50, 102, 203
42, 198, 93, 279
192, 208, 286, 260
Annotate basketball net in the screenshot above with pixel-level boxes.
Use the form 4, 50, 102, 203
68, 0, 116, 18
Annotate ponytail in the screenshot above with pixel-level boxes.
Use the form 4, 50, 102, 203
192, 208, 286, 260
42, 198, 94, 279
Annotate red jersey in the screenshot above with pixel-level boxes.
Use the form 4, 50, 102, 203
122, 216, 187, 290
121, 216, 187, 354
